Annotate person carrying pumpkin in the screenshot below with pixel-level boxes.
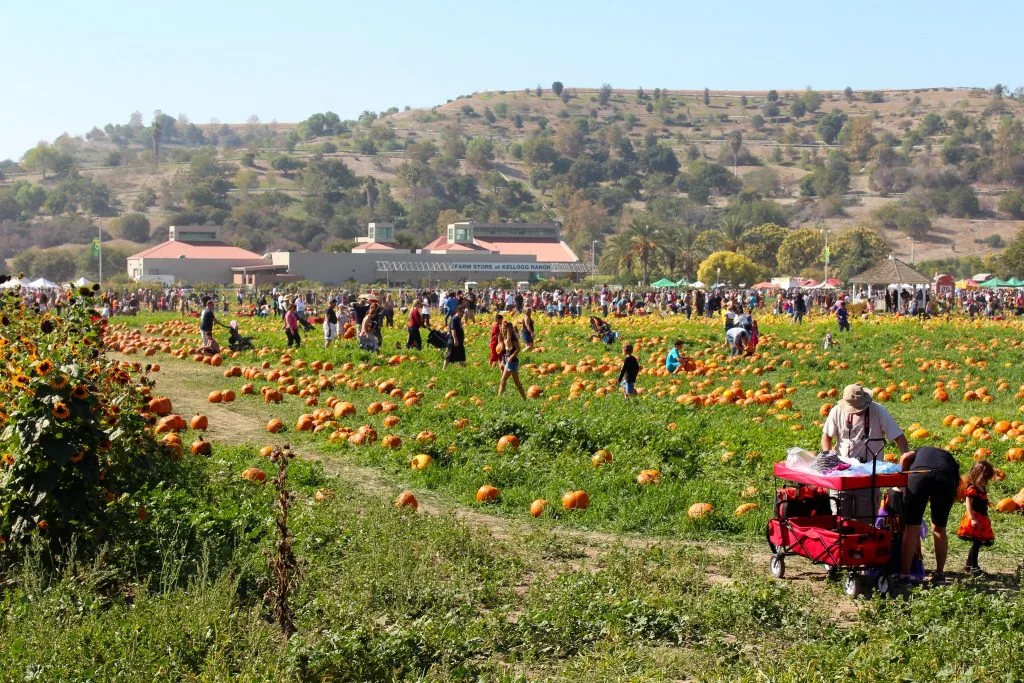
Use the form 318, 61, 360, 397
957, 460, 996, 574
489, 313, 504, 367
821, 384, 911, 520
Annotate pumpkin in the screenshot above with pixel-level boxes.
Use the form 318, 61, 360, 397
394, 490, 418, 510
910, 428, 930, 440
995, 498, 1018, 513
476, 485, 501, 503
367, 402, 383, 415
241, 467, 267, 483
208, 390, 223, 404
148, 396, 172, 416
190, 437, 212, 456
735, 502, 759, 517
296, 414, 315, 431
314, 488, 334, 502
496, 434, 520, 453
416, 431, 436, 444
266, 418, 285, 433
529, 499, 548, 517
334, 401, 356, 418
526, 385, 543, 399
382, 434, 402, 449
221, 389, 236, 403
688, 502, 714, 519
1013, 488, 1024, 507
591, 449, 612, 467
259, 445, 274, 458
561, 490, 590, 510
636, 469, 661, 485
383, 415, 400, 428
410, 454, 433, 470
190, 414, 209, 431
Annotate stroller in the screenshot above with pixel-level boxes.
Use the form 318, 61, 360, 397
590, 317, 618, 345
227, 321, 255, 352
426, 328, 450, 350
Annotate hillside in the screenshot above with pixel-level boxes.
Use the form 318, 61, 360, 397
3, 85, 1024, 283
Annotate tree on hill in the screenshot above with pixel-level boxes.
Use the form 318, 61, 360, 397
599, 84, 612, 106
802, 88, 823, 114
777, 228, 824, 275
535, 84, 543, 97
829, 226, 888, 280
113, 213, 151, 242
552, 81, 564, 96
642, 144, 680, 177
562, 191, 609, 258
717, 214, 748, 251
789, 98, 807, 119
466, 137, 494, 170
739, 222, 790, 271
816, 110, 847, 144
697, 251, 761, 287
767, 90, 778, 102
998, 226, 1024, 277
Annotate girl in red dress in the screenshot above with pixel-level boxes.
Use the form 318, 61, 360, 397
957, 460, 995, 573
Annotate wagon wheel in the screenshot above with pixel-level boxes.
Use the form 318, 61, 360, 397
770, 553, 785, 579
875, 573, 891, 598
825, 565, 840, 582
844, 574, 861, 598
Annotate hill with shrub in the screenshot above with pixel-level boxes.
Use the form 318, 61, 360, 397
3, 85, 1024, 283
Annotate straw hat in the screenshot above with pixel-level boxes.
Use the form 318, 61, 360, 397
837, 384, 873, 412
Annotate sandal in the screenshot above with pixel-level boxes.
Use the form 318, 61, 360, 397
931, 572, 947, 585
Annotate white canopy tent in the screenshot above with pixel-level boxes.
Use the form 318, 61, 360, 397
72, 277, 93, 287
1, 277, 26, 289
690, 281, 706, 289
26, 278, 59, 289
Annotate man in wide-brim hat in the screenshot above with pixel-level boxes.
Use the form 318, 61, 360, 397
821, 384, 912, 519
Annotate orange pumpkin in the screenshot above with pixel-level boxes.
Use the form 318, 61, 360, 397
190, 414, 209, 431
496, 434, 520, 453
410, 454, 433, 470
395, 490, 418, 510
190, 437, 212, 456
688, 502, 714, 519
735, 502, 759, 517
529, 499, 548, 517
561, 490, 590, 510
241, 467, 267, 483
148, 397, 172, 416
476, 485, 501, 503
266, 418, 285, 433
208, 390, 223, 404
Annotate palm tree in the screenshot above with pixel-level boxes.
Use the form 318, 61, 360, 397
718, 215, 749, 252
674, 224, 706, 279
599, 232, 635, 278
151, 120, 163, 168
626, 217, 660, 284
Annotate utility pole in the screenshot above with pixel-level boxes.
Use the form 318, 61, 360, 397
97, 220, 103, 286
591, 239, 598, 271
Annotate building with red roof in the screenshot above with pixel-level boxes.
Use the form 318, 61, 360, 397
421, 222, 578, 262
127, 226, 268, 284
351, 222, 408, 254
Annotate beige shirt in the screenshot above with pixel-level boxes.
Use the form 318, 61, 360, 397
822, 403, 903, 462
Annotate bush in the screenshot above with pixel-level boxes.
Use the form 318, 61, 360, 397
871, 202, 932, 237
998, 189, 1024, 218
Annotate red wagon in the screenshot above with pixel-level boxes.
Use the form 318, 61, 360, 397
767, 461, 907, 597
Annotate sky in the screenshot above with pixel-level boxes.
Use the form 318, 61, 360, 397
1, 0, 1021, 160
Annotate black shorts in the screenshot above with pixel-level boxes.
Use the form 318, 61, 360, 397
904, 469, 958, 527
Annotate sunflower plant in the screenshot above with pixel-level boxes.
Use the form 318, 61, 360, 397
0, 281, 160, 561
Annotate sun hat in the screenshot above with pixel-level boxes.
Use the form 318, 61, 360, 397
838, 384, 873, 412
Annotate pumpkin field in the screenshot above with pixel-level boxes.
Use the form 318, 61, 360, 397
6, 299, 1024, 680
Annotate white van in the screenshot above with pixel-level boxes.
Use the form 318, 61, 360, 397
464, 281, 478, 292
516, 281, 530, 291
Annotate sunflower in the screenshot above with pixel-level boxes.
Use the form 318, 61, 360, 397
34, 359, 54, 377
12, 374, 30, 389
51, 402, 70, 420
50, 376, 68, 391
71, 384, 89, 399
1, 453, 14, 467
40, 319, 54, 334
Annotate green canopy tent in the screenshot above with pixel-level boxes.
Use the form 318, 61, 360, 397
1006, 277, 1024, 287
650, 278, 677, 288
980, 278, 1011, 288
674, 277, 691, 287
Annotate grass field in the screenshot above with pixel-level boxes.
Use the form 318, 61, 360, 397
13, 307, 1024, 680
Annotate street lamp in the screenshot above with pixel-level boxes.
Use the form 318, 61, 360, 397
591, 239, 598, 270
716, 267, 721, 287
820, 227, 831, 283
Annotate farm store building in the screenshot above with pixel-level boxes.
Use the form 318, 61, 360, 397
127, 226, 268, 285
269, 221, 587, 285
126, 222, 587, 285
